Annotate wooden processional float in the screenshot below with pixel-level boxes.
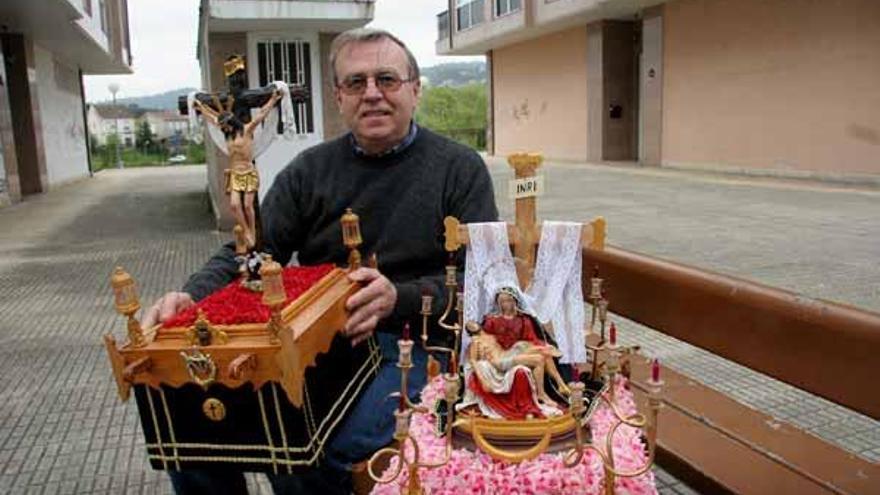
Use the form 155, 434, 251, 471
366, 153, 664, 495
104, 209, 381, 474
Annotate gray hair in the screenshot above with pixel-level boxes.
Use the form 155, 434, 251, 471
329, 28, 420, 83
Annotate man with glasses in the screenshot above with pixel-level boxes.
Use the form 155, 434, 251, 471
145, 28, 498, 494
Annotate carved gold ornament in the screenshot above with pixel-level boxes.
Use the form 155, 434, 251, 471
203, 398, 226, 422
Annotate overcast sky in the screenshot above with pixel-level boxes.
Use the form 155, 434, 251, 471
84, 0, 481, 102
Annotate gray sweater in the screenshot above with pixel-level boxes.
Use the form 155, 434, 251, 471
182, 127, 499, 336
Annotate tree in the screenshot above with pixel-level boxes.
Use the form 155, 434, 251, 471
135, 120, 155, 152
416, 83, 488, 150
100, 133, 120, 170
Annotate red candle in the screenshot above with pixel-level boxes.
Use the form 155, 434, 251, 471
571, 364, 579, 383
402, 322, 410, 341
593, 265, 599, 278
398, 392, 405, 411
609, 322, 617, 346
651, 358, 661, 383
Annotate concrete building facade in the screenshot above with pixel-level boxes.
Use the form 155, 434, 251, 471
196, 0, 374, 229
437, 0, 880, 179
0, 0, 132, 206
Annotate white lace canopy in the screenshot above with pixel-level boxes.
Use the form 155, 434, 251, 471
462, 221, 586, 364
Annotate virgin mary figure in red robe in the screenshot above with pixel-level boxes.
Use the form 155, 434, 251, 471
458, 288, 571, 420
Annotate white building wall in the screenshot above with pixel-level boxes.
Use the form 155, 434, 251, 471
34, 44, 89, 186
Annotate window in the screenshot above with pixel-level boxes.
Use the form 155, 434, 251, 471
456, 0, 485, 32
495, 0, 520, 17
257, 40, 314, 134
437, 11, 450, 40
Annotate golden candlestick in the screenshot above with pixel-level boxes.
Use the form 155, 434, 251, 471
588, 271, 603, 335
563, 359, 663, 495
368, 337, 460, 494
598, 297, 609, 339
419, 291, 456, 368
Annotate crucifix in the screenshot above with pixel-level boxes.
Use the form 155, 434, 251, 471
177, 55, 309, 133
178, 55, 310, 287
444, 152, 606, 289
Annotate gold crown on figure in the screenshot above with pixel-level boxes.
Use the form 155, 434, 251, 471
224, 55, 246, 77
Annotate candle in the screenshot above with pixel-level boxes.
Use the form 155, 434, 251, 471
593, 265, 599, 278
570, 364, 579, 383
609, 322, 617, 346
403, 322, 411, 341
651, 358, 661, 383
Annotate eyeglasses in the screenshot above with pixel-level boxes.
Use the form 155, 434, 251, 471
337, 72, 415, 96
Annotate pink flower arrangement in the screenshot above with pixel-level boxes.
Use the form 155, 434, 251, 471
371, 377, 657, 495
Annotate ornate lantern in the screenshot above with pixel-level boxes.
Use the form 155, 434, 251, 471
110, 266, 145, 347
340, 208, 363, 269
111, 266, 140, 316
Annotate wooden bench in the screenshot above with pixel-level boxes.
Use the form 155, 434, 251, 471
586, 245, 880, 494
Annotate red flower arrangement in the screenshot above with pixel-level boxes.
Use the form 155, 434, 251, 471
162, 264, 335, 328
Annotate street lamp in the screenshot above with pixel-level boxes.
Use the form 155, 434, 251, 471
108, 83, 123, 169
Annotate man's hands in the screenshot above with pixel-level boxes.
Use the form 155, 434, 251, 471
344, 268, 397, 346
142, 291, 195, 328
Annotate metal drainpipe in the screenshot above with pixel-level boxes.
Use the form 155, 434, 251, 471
79, 68, 93, 178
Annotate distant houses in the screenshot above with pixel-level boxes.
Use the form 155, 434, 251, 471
86, 104, 198, 148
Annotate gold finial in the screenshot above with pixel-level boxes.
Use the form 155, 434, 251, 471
507, 152, 543, 176
223, 55, 246, 78
260, 255, 286, 309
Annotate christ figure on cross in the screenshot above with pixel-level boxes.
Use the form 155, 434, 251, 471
193, 90, 282, 248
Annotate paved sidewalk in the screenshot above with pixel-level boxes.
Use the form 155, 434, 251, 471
0, 163, 877, 494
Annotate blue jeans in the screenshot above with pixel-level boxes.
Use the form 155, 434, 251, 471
169, 332, 435, 494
